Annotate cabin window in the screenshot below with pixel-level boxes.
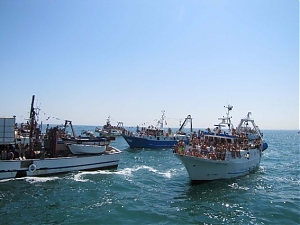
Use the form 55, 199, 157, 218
214, 137, 220, 143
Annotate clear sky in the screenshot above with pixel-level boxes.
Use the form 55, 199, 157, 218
0, 0, 298, 130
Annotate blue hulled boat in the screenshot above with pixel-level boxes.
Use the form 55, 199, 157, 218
122, 111, 192, 148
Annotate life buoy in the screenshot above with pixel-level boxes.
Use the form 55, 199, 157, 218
29, 164, 36, 173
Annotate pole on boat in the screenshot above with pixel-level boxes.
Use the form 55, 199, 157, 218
29, 95, 35, 153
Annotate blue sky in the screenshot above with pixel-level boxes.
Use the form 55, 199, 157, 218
0, 0, 298, 130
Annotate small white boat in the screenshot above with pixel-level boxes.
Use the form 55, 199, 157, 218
174, 105, 268, 183
67, 143, 107, 154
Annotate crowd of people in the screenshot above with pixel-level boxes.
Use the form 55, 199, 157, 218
0, 143, 36, 161
174, 130, 262, 160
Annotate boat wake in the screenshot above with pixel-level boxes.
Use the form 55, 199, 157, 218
73, 166, 174, 180
136, 165, 173, 178
73, 173, 92, 182
228, 182, 250, 190
0, 176, 60, 183
105, 165, 173, 178
0, 178, 19, 183
25, 176, 60, 184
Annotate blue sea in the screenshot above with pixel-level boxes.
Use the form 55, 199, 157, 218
0, 128, 299, 225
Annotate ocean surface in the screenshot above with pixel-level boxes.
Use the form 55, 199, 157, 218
0, 128, 299, 225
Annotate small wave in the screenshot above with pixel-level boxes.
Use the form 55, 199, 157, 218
73, 173, 91, 182
142, 165, 173, 178
228, 182, 250, 190
114, 165, 174, 178
77, 165, 174, 178
24, 176, 60, 184
0, 178, 18, 183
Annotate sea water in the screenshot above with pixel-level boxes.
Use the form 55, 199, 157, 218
0, 129, 299, 224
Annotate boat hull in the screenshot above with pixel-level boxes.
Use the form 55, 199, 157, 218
67, 143, 106, 154
0, 147, 121, 180
122, 135, 189, 148
175, 149, 261, 182
62, 137, 110, 145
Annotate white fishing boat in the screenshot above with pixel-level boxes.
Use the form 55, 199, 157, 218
0, 95, 122, 181
0, 147, 121, 180
174, 105, 268, 183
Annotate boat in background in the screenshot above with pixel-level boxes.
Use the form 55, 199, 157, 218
60, 120, 115, 146
0, 95, 122, 180
174, 105, 268, 183
122, 111, 193, 148
95, 116, 124, 137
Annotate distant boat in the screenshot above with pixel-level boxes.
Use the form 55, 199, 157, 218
0, 95, 121, 180
95, 117, 124, 137
61, 120, 115, 146
122, 111, 192, 148
174, 105, 268, 183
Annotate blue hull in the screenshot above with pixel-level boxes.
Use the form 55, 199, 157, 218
122, 135, 184, 148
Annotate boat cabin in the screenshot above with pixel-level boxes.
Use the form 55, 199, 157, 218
145, 128, 164, 137
203, 134, 238, 145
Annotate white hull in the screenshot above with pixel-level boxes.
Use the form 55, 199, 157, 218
0, 147, 121, 180
67, 144, 106, 154
62, 139, 108, 145
175, 149, 261, 182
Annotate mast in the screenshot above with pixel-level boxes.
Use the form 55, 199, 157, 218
64, 120, 77, 139
217, 105, 234, 130
156, 110, 165, 129
29, 95, 35, 152
178, 115, 193, 133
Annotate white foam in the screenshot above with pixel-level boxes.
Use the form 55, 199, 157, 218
25, 176, 60, 184
229, 182, 250, 190
115, 165, 174, 178
73, 173, 90, 182
68, 165, 174, 182
0, 178, 17, 183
